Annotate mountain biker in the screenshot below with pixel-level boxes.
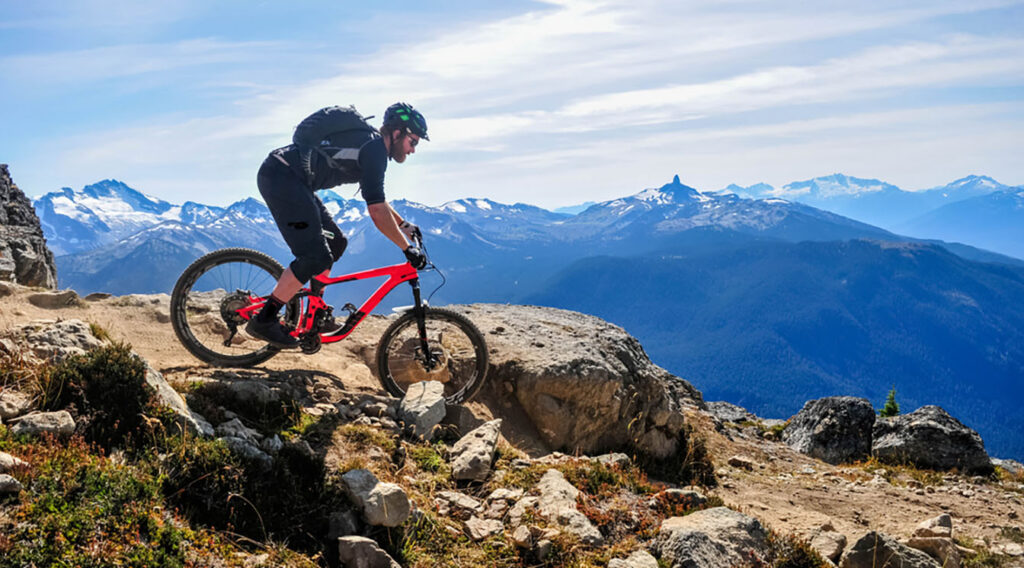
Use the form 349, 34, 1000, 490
245, 102, 430, 349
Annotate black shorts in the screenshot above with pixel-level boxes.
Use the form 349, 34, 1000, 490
257, 157, 347, 283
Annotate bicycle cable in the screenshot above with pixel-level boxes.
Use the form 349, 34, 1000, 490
419, 238, 447, 305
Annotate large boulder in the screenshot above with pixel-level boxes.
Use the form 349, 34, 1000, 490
782, 396, 875, 464
460, 304, 703, 460
872, 406, 992, 474
839, 531, 940, 568
0, 164, 57, 288
652, 506, 770, 568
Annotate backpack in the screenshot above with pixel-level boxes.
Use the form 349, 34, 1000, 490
292, 105, 377, 182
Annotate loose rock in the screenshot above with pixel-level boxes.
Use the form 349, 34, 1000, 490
0, 473, 24, 495
398, 381, 446, 440
341, 469, 411, 527
10, 410, 75, 438
27, 289, 81, 308
465, 516, 503, 541
450, 419, 502, 481
608, 550, 659, 568
0, 390, 32, 421
337, 536, 401, 568
914, 514, 953, 538
0, 451, 28, 473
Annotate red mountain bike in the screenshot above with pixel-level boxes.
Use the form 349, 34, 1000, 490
169, 235, 489, 403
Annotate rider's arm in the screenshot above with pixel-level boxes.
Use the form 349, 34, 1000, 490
358, 137, 409, 249
368, 202, 409, 250
388, 203, 405, 226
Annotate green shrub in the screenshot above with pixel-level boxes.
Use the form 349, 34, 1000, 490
41, 342, 158, 451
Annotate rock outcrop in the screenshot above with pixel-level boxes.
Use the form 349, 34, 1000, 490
0, 165, 57, 288
873, 406, 992, 474
839, 531, 940, 568
782, 396, 875, 464
653, 506, 770, 568
462, 304, 703, 460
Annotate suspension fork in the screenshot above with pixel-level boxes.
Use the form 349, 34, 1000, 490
409, 278, 437, 370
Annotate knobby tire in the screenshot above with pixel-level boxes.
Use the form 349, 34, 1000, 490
376, 307, 489, 404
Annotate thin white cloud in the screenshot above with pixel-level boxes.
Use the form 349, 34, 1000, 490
0, 38, 290, 85
12, 0, 1024, 209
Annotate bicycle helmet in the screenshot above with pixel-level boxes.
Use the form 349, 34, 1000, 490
382, 102, 429, 141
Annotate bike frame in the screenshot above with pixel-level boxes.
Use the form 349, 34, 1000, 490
237, 261, 420, 343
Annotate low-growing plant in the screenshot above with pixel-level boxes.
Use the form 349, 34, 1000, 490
0, 342, 49, 393
958, 536, 1010, 567
88, 321, 112, 342
339, 423, 398, 453
855, 456, 945, 487
40, 342, 165, 452
761, 529, 829, 568
407, 442, 447, 474
0, 434, 237, 567
999, 526, 1023, 545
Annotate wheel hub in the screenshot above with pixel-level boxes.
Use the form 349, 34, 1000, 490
219, 291, 252, 327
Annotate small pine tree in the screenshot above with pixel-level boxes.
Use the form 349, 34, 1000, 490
879, 385, 900, 417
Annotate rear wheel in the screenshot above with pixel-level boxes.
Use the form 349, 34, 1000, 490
170, 248, 298, 367
376, 307, 489, 404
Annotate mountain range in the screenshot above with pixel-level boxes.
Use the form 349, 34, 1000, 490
722, 174, 1018, 246
31, 173, 1024, 458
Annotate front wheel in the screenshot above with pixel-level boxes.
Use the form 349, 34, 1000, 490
376, 307, 489, 404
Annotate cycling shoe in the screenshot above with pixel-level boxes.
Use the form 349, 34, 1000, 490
245, 318, 299, 349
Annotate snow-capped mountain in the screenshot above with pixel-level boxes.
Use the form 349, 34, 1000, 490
34, 180, 204, 255
721, 173, 1012, 231
439, 197, 570, 242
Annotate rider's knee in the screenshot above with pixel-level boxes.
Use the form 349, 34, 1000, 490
290, 250, 333, 283
328, 233, 348, 263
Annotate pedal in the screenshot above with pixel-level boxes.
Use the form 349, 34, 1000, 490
299, 333, 321, 354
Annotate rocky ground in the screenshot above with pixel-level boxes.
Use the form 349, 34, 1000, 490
1, 282, 1023, 567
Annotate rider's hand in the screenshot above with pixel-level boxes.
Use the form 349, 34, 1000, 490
403, 245, 427, 269
400, 220, 421, 240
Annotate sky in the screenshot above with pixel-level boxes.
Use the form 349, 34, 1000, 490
1, 0, 1023, 208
